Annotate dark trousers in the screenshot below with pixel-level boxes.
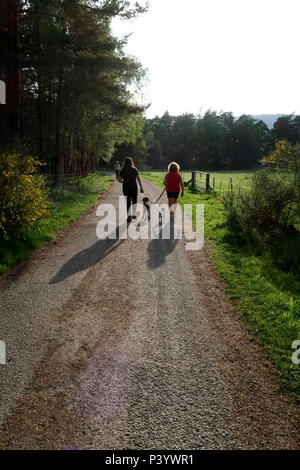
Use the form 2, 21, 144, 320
124, 191, 138, 214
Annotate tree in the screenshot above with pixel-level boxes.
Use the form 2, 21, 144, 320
142, 111, 274, 171
272, 115, 294, 143
227, 115, 263, 169
0, 0, 20, 146
2, 0, 148, 180
147, 139, 163, 169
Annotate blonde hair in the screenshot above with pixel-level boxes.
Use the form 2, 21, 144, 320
168, 162, 180, 173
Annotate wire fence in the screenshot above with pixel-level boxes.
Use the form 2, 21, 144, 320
141, 169, 253, 197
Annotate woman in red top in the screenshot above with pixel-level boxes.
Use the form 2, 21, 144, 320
164, 162, 184, 219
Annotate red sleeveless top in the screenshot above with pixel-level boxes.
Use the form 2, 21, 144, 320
166, 172, 181, 193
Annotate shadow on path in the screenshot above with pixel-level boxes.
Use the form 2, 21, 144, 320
50, 224, 127, 284
147, 221, 179, 270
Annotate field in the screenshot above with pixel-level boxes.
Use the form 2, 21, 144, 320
141, 171, 300, 399
142, 170, 254, 196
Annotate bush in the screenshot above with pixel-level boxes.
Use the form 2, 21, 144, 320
261, 139, 293, 169
224, 169, 300, 273
0, 152, 49, 240
224, 169, 299, 235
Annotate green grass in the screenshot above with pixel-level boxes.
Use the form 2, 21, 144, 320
0, 172, 113, 275
142, 171, 300, 399
205, 170, 254, 193
144, 169, 254, 196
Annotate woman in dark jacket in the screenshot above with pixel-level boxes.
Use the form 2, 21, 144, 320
119, 157, 144, 222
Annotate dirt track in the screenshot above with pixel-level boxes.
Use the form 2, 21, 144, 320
0, 179, 299, 450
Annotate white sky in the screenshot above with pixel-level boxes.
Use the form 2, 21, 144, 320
112, 0, 300, 118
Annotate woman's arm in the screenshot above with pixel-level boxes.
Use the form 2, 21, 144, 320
180, 175, 184, 197
137, 175, 144, 193
163, 174, 168, 186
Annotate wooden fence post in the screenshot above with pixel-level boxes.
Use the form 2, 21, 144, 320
206, 173, 210, 191
192, 171, 196, 190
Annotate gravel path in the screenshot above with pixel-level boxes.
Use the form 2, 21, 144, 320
0, 180, 298, 450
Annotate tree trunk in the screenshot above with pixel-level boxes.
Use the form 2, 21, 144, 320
54, 64, 63, 184
35, 0, 45, 161
0, 0, 20, 146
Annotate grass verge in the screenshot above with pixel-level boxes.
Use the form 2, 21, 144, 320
142, 172, 300, 399
0, 172, 113, 275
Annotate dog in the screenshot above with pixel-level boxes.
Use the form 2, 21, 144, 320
142, 196, 163, 225
142, 197, 151, 221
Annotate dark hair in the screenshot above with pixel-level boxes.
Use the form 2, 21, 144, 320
121, 157, 135, 173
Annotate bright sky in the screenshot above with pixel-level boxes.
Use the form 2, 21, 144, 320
112, 0, 300, 118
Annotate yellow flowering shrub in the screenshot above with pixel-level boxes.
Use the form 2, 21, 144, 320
261, 139, 293, 168
0, 152, 49, 240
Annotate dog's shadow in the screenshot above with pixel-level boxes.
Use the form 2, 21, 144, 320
147, 220, 179, 270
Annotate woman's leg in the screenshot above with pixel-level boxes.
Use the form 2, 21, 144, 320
126, 191, 138, 219
123, 193, 131, 221
169, 197, 177, 217
131, 192, 138, 218
126, 194, 132, 214
173, 198, 178, 213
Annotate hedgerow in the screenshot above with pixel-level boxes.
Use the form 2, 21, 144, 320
0, 152, 49, 240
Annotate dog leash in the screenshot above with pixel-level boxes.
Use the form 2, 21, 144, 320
143, 187, 166, 206
154, 187, 166, 204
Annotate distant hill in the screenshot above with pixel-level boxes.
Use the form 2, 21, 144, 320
251, 114, 289, 129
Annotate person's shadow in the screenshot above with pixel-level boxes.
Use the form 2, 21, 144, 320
147, 220, 179, 270
50, 223, 128, 284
